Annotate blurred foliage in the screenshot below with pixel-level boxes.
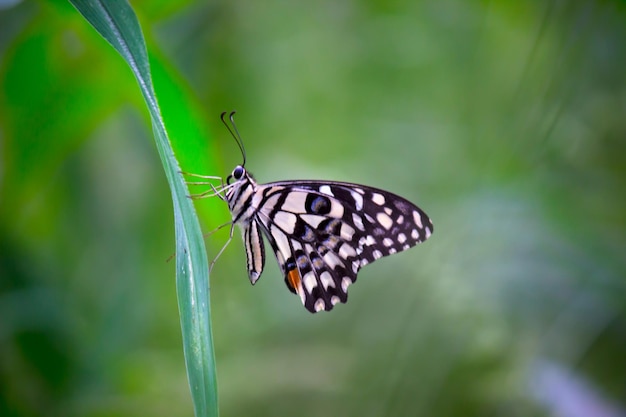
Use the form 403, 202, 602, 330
1, 1, 625, 417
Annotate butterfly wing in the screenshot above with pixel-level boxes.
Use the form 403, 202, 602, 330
253, 181, 433, 313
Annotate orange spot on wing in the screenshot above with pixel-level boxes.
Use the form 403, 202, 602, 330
287, 268, 301, 293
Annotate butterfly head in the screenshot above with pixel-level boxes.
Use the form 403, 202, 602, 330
224, 164, 258, 214
226, 164, 247, 185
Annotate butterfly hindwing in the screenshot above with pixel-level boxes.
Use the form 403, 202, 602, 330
252, 181, 433, 312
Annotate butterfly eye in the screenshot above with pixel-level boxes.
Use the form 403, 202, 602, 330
233, 166, 245, 180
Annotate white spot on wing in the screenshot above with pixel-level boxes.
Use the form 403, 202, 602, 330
352, 213, 365, 231
303, 272, 317, 293
341, 277, 352, 292
372, 192, 385, 205
384, 207, 393, 215
373, 249, 383, 259
320, 271, 334, 289
339, 244, 357, 258
383, 238, 394, 247
352, 191, 364, 211
314, 299, 325, 312
258, 194, 280, 215
280, 192, 308, 213
328, 200, 344, 218
411, 229, 419, 239
271, 226, 291, 258
340, 223, 355, 240
359, 235, 376, 246
413, 210, 423, 229
425, 228, 432, 239
398, 233, 407, 244
376, 212, 393, 230
323, 251, 343, 269
319, 185, 334, 197
301, 214, 327, 228
273, 211, 297, 234
331, 295, 340, 306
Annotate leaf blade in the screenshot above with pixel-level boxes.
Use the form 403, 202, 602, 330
68, 1, 218, 416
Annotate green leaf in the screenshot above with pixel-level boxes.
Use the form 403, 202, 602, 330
68, 1, 218, 416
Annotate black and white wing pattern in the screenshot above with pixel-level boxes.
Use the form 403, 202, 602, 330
223, 165, 433, 313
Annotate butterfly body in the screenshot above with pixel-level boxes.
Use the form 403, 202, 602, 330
224, 164, 433, 313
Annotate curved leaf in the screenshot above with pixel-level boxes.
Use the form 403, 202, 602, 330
68, 1, 218, 416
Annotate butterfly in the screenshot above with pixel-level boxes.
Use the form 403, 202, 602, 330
186, 112, 433, 313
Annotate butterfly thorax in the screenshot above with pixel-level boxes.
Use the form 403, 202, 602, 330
225, 167, 259, 225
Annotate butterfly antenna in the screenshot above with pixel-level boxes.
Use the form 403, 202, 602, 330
220, 111, 247, 167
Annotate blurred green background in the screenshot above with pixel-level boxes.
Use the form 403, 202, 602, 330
1, 1, 625, 416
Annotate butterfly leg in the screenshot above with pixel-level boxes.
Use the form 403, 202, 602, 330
179, 171, 223, 180
188, 184, 229, 200
208, 222, 236, 273
203, 221, 233, 239
166, 221, 233, 263
180, 171, 230, 200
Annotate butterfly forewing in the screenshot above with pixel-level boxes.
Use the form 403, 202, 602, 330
229, 175, 433, 313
